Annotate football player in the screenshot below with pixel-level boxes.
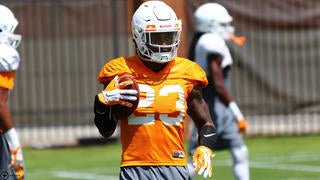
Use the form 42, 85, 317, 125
0, 4, 25, 180
187, 3, 250, 180
94, 1, 216, 179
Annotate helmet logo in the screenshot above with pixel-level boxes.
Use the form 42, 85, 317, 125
146, 25, 156, 32
160, 25, 172, 28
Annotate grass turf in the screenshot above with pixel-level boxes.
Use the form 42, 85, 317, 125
23, 135, 320, 180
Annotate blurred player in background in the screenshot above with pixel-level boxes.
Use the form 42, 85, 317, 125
187, 3, 250, 180
94, 1, 217, 179
0, 4, 25, 180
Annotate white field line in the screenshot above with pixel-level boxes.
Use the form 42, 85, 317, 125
252, 154, 320, 163
214, 160, 320, 173
54, 171, 118, 180
285, 178, 320, 180
214, 151, 320, 172
249, 161, 320, 173
27, 167, 119, 179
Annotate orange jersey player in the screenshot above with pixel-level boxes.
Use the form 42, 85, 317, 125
98, 56, 207, 167
93, 1, 217, 179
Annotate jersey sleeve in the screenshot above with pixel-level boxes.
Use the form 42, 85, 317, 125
197, 33, 233, 69
185, 60, 208, 88
97, 57, 129, 85
200, 34, 226, 55
0, 44, 20, 72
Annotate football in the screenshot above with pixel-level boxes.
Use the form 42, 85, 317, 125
112, 75, 140, 119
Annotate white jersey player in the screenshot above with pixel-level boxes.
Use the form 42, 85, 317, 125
0, 4, 25, 180
188, 3, 250, 180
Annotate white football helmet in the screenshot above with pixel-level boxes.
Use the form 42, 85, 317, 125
0, 4, 21, 48
194, 3, 234, 40
132, 1, 182, 63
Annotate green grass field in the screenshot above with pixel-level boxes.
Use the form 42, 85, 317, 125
24, 135, 320, 180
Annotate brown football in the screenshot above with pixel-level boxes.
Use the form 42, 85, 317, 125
112, 75, 140, 119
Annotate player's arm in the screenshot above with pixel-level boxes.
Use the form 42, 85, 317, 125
187, 85, 215, 131
0, 87, 25, 179
208, 53, 232, 105
187, 85, 216, 178
208, 53, 247, 133
93, 93, 118, 139
0, 87, 14, 131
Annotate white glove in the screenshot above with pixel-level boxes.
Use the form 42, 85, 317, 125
192, 145, 215, 178
97, 76, 138, 107
228, 101, 247, 133
4, 128, 25, 180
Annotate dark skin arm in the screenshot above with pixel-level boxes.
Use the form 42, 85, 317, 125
209, 54, 247, 133
0, 87, 14, 132
208, 53, 233, 106
94, 80, 118, 138
187, 85, 215, 131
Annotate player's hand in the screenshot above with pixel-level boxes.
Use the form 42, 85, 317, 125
97, 76, 138, 108
228, 101, 248, 133
8, 146, 25, 180
238, 118, 247, 134
192, 145, 214, 178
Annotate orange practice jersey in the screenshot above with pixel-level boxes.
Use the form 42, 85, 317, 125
0, 71, 16, 90
98, 55, 208, 167
0, 71, 15, 133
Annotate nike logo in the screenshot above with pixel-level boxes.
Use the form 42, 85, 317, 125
203, 133, 216, 137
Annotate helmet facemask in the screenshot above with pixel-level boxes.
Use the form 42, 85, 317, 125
210, 21, 234, 40
134, 30, 181, 63
0, 5, 21, 48
0, 31, 21, 48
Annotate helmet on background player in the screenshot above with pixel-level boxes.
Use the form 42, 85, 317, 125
132, 1, 182, 63
194, 3, 234, 40
0, 4, 21, 48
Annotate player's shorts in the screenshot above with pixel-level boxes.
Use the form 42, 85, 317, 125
120, 166, 191, 180
0, 133, 19, 180
0, 71, 16, 90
